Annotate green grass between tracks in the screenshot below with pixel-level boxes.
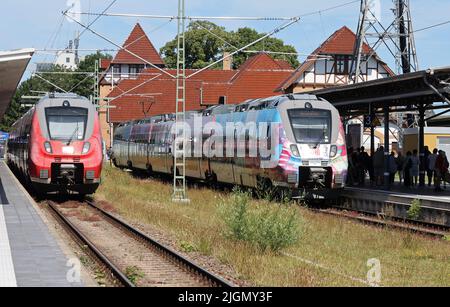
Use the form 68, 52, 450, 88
94, 165, 450, 287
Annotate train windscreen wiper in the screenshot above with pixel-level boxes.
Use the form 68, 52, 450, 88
66, 126, 79, 146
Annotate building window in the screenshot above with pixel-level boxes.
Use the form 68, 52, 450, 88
129, 65, 137, 76
113, 65, 120, 75
66, 57, 70, 63
335, 55, 349, 75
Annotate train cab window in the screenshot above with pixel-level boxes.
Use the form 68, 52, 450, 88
288, 109, 331, 144
45, 107, 88, 141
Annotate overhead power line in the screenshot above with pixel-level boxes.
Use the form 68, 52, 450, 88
69, 0, 360, 22
414, 19, 450, 33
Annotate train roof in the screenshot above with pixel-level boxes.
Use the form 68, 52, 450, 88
117, 94, 326, 126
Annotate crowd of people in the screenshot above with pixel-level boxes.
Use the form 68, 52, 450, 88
347, 146, 449, 192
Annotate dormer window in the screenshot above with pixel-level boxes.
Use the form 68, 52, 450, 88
335, 55, 349, 75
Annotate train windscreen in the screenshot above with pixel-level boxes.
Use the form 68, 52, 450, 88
45, 107, 88, 141
288, 109, 331, 144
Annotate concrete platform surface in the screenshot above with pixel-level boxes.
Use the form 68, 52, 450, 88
0, 161, 82, 287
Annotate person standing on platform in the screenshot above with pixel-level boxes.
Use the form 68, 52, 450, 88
360, 146, 370, 186
373, 147, 385, 186
396, 152, 405, 184
404, 151, 413, 188
347, 147, 355, 185
435, 150, 449, 192
411, 149, 420, 187
389, 152, 398, 184
427, 148, 438, 187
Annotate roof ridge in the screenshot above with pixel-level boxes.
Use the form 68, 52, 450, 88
112, 23, 165, 65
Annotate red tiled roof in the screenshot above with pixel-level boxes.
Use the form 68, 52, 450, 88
99, 59, 111, 70
277, 26, 395, 92
107, 53, 294, 122
111, 23, 165, 66
275, 59, 293, 70
316, 26, 371, 55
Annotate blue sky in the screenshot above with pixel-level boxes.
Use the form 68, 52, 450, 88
2, 0, 450, 73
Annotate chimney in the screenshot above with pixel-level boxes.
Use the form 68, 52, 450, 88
223, 52, 233, 70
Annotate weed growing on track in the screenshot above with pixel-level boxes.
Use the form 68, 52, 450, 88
125, 266, 145, 285
407, 199, 422, 220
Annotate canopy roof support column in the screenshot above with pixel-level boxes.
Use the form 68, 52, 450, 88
418, 105, 426, 187
384, 106, 391, 190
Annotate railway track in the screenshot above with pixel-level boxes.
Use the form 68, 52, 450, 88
46, 200, 234, 287
314, 207, 450, 238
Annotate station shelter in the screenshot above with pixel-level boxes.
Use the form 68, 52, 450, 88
307, 67, 450, 189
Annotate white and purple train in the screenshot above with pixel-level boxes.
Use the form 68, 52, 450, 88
112, 94, 348, 199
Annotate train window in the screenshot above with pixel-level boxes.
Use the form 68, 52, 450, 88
45, 107, 88, 141
288, 109, 331, 144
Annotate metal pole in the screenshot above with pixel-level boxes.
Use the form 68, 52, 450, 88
418, 105, 426, 186
370, 104, 375, 157
384, 106, 391, 189
172, 0, 189, 203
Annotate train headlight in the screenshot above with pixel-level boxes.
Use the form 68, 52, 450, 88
44, 141, 53, 154
330, 145, 338, 158
290, 144, 300, 157
82, 142, 91, 154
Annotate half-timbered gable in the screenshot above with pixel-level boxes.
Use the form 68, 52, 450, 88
277, 26, 395, 93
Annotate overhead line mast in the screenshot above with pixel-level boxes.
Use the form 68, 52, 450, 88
172, 0, 189, 203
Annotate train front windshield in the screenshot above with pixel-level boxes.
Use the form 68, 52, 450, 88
288, 109, 331, 144
45, 107, 88, 141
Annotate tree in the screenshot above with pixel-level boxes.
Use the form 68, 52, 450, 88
0, 52, 112, 132
160, 21, 299, 70
227, 27, 299, 69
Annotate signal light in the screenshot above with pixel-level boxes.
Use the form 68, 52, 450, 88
44, 141, 52, 154
86, 171, 95, 180
40, 169, 49, 179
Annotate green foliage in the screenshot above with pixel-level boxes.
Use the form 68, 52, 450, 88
125, 266, 145, 285
180, 241, 197, 253
407, 199, 422, 220
160, 21, 299, 69
0, 52, 112, 132
221, 188, 301, 253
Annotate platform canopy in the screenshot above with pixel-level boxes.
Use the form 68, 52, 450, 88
0, 48, 34, 119
308, 67, 450, 117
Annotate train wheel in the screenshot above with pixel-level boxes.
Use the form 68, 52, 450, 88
146, 164, 153, 176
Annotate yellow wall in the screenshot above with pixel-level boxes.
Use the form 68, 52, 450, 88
99, 84, 113, 148
403, 133, 449, 153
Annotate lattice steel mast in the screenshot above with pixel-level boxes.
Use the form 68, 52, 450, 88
350, 0, 419, 83
172, 0, 188, 202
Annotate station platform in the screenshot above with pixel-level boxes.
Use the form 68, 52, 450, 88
344, 182, 450, 208
0, 161, 81, 287
341, 182, 450, 227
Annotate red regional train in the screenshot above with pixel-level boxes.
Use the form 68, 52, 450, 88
7, 93, 103, 196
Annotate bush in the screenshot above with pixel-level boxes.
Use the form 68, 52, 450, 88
407, 199, 422, 220
221, 188, 301, 253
